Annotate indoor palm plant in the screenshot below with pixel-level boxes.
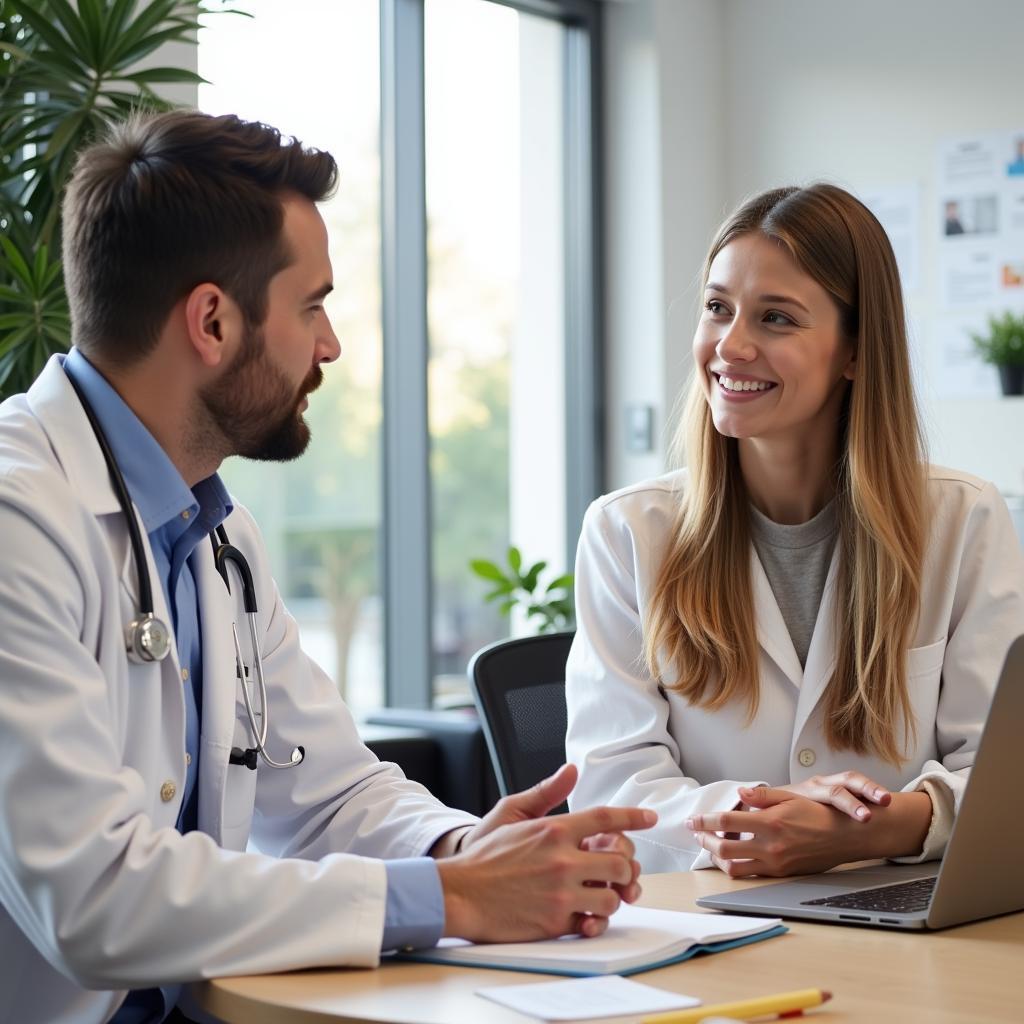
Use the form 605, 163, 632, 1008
0, 0, 219, 401
970, 310, 1024, 396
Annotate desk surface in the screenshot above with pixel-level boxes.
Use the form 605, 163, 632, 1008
192, 870, 1024, 1023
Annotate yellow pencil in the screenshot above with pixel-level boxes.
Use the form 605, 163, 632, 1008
641, 987, 832, 1024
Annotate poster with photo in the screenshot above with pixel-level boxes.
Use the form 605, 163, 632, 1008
935, 132, 1024, 396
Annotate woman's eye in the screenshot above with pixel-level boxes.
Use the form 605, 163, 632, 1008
764, 310, 793, 326
705, 300, 727, 315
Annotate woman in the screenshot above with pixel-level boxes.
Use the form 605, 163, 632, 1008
565, 184, 1024, 876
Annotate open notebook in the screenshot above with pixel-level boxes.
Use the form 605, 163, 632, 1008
394, 904, 786, 977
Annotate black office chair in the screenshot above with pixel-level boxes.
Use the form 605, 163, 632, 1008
467, 631, 575, 813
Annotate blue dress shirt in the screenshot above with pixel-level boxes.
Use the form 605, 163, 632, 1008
63, 350, 444, 1023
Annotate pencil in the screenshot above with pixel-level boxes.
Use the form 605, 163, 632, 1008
641, 987, 832, 1023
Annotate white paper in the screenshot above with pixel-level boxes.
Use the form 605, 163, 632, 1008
860, 183, 922, 294
476, 975, 700, 1021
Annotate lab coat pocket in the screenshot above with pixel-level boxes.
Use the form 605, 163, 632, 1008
905, 639, 946, 751
222, 718, 259, 831
907, 638, 946, 679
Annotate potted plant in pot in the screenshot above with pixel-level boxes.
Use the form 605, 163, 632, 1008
970, 311, 1024, 396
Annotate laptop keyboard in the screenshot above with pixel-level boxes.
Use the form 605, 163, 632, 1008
801, 876, 936, 914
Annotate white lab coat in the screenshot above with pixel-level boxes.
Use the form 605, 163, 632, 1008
565, 468, 1024, 873
0, 357, 478, 1024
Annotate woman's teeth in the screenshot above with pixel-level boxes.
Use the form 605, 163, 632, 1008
719, 375, 775, 392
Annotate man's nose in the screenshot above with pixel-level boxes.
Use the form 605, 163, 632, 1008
317, 318, 342, 364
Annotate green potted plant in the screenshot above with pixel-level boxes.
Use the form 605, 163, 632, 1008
970, 310, 1024, 396
470, 546, 574, 634
0, 0, 222, 401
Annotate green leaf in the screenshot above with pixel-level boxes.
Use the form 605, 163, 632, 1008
483, 581, 516, 602
9, 1, 84, 69
469, 558, 507, 583
497, 598, 517, 616
108, 0, 195, 68
101, 0, 143, 61
544, 573, 574, 593
0, 312, 34, 330
507, 545, 522, 573
520, 560, 547, 592
41, 0, 96, 63
0, 236, 35, 291
37, 107, 85, 161
114, 66, 205, 85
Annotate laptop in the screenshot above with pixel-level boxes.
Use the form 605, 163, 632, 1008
696, 633, 1024, 930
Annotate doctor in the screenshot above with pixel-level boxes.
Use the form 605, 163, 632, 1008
0, 110, 655, 1024
566, 183, 1024, 876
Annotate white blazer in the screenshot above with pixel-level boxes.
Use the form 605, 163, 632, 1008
0, 358, 478, 1024
565, 468, 1024, 873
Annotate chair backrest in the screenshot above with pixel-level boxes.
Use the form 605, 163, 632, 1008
468, 632, 574, 810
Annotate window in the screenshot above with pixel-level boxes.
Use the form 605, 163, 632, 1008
198, 0, 601, 713
424, 0, 568, 700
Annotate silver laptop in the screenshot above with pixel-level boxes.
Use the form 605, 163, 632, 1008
696, 633, 1024, 931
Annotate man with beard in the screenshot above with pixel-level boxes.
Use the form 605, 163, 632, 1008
0, 111, 654, 1024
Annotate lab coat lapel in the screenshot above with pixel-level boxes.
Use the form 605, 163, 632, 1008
26, 355, 122, 517
752, 547, 803, 690
791, 545, 841, 741
194, 540, 238, 843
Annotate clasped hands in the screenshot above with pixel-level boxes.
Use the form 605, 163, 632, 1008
435, 763, 656, 943
685, 771, 931, 878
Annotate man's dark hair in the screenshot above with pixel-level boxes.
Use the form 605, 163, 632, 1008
61, 109, 337, 366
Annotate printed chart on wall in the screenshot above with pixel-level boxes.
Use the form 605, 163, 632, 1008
935, 132, 1024, 397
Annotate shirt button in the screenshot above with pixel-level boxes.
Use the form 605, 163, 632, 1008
798, 748, 816, 768
185, 753, 192, 766
181, 509, 191, 520
160, 780, 177, 803
181, 668, 189, 681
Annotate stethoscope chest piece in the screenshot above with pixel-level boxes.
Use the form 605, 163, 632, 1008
126, 612, 172, 663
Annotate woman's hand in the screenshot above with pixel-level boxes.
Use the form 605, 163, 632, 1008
739, 772, 891, 822
687, 792, 870, 877
686, 788, 934, 877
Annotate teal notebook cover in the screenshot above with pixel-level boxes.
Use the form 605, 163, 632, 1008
392, 924, 788, 977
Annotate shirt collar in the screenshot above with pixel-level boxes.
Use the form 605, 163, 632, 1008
63, 348, 232, 534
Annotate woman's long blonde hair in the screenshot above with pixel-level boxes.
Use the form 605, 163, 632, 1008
643, 184, 927, 765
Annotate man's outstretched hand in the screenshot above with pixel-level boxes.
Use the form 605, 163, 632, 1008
436, 764, 655, 943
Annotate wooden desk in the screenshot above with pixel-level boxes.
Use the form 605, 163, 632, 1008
192, 870, 1024, 1023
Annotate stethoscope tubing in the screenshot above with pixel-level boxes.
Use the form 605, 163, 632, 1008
66, 367, 303, 772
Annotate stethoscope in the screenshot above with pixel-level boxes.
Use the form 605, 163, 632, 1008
65, 371, 304, 772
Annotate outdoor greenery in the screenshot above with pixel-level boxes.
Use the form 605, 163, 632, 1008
470, 546, 574, 634
970, 310, 1024, 367
0, 0, 217, 400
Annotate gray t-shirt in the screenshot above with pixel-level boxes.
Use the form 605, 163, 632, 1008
749, 500, 838, 668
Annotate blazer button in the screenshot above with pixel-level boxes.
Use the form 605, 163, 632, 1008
798, 748, 816, 768
160, 780, 177, 803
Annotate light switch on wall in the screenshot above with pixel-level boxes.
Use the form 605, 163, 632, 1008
625, 403, 655, 453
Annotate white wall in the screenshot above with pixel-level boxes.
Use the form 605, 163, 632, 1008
603, 0, 1024, 497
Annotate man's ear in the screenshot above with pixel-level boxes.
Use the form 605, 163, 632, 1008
184, 283, 242, 368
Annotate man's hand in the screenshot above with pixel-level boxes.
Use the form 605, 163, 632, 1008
686, 787, 933, 877
436, 764, 655, 942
